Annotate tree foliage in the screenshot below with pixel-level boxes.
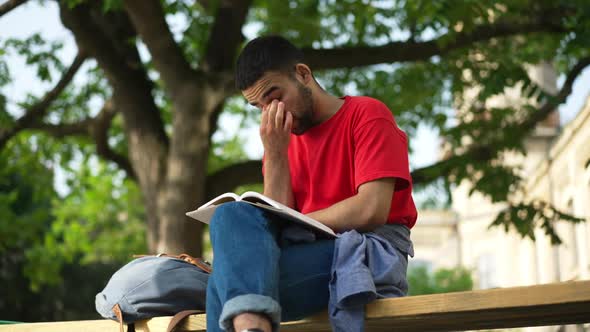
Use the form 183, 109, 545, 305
0, 135, 131, 320
1, 1, 589, 308
25, 159, 147, 289
408, 266, 474, 296
0, 136, 55, 256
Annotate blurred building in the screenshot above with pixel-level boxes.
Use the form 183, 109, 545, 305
410, 65, 590, 331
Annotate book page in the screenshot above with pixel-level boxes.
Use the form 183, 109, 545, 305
187, 191, 338, 237
200, 192, 241, 209
185, 192, 240, 224
186, 205, 217, 224
239, 192, 338, 237
245, 202, 337, 237
240, 191, 282, 209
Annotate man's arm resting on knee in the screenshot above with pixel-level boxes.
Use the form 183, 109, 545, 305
307, 178, 396, 233
263, 151, 295, 208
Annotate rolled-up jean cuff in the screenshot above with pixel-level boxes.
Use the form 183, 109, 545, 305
219, 294, 281, 331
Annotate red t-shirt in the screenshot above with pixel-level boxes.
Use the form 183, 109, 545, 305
266, 96, 418, 228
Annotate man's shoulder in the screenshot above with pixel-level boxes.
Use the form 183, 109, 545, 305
346, 96, 394, 121
347, 95, 388, 108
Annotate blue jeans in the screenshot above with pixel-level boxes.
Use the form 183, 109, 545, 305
206, 202, 334, 332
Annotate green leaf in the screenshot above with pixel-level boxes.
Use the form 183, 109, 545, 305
408, 266, 473, 295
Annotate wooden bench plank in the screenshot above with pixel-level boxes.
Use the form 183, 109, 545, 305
135, 314, 206, 331
0, 319, 128, 332
3, 280, 589, 332
140, 280, 590, 332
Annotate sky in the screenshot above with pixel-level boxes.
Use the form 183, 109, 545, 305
2, 1, 589, 196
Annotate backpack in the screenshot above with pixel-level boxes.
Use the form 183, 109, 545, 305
95, 253, 210, 332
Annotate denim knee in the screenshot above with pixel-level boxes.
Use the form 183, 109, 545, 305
210, 202, 265, 234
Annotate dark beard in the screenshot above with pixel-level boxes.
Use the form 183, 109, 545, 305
292, 83, 314, 135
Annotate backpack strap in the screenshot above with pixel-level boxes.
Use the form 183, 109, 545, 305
178, 254, 212, 274
132, 253, 212, 273
166, 310, 202, 332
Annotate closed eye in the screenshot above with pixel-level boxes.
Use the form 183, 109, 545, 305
248, 86, 280, 108
261, 87, 281, 105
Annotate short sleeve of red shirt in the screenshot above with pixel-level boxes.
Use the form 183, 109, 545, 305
353, 103, 411, 191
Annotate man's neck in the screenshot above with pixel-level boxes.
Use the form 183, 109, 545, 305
312, 90, 345, 125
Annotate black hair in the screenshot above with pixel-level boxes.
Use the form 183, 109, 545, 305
235, 35, 304, 90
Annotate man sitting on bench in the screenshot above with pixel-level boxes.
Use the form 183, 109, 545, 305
205, 35, 417, 332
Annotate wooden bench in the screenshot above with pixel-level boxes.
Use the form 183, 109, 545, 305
2, 280, 590, 332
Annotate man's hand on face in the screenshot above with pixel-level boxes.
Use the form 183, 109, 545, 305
260, 100, 293, 156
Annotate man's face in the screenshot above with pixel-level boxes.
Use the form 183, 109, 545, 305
242, 71, 314, 135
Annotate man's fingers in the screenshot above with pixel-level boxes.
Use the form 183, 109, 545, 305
275, 102, 285, 128
260, 107, 268, 132
267, 100, 278, 128
284, 111, 293, 132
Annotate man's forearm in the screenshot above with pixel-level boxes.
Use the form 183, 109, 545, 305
307, 178, 395, 233
263, 152, 295, 208
307, 195, 382, 233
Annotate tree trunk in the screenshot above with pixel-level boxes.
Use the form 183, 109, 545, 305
59, 2, 218, 256
154, 83, 223, 256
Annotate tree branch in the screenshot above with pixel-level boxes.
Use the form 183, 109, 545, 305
59, 1, 170, 153
203, 0, 252, 72
205, 160, 263, 199
28, 119, 92, 138
207, 102, 225, 149
28, 100, 136, 179
60, 5, 129, 78
0, 0, 27, 17
304, 18, 567, 70
0, 51, 87, 149
412, 56, 590, 186
91, 100, 136, 179
123, 0, 198, 97
520, 56, 590, 132
411, 146, 494, 186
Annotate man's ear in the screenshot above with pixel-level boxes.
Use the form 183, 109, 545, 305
295, 64, 312, 85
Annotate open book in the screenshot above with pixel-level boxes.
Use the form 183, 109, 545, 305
185, 191, 338, 238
